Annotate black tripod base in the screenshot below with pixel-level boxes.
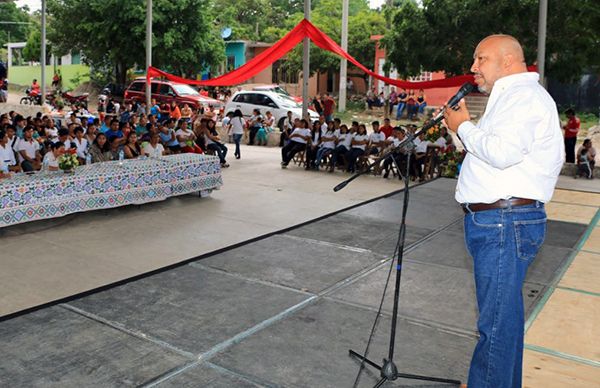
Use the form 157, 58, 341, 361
349, 349, 462, 387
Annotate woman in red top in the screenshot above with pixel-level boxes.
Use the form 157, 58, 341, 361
562, 108, 580, 163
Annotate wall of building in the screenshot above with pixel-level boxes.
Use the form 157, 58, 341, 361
225, 42, 246, 70
248, 47, 272, 84
7, 64, 90, 90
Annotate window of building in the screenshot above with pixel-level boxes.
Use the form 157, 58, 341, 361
408, 71, 433, 82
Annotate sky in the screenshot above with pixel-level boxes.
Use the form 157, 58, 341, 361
16, 0, 387, 13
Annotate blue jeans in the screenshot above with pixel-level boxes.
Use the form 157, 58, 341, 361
233, 134, 242, 157
396, 102, 406, 119
417, 102, 427, 114
464, 202, 546, 388
315, 146, 333, 167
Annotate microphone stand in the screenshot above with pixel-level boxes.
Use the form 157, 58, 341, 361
335, 118, 462, 388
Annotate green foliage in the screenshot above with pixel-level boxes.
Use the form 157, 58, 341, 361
385, 0, 600, 82
22, 28, 41, 63
48, 0, 224, 84
272, 0, 384, 77
0, 3, 32, 49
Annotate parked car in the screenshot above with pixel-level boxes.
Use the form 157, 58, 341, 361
225, 91, 319, 124
239, 83, 302, 103
124, 78, 223, 111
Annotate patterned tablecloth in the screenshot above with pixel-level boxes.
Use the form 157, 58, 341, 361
0, 154, 223, 227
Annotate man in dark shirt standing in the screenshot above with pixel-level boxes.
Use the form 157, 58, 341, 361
321, 93, 336, 123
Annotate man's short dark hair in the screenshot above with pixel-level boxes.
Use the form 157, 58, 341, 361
50, 141, 64, 150
334, 118, 341, 124
74, 126, 84, 134
58, 128, 69, 137
372, 120, 380, 126
110, 119, 119, 126
352, 121, 359, 126
565, 108, 575, 116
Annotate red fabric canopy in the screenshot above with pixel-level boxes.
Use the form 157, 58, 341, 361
147, 19, 535, 89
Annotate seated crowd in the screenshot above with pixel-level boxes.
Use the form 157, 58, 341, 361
279, 115, 455, 182
0, 101, 230, 179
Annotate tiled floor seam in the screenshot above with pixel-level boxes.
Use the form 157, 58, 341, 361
525, 208, 600, 333
322, 295, 478, 339
205, 361, 278, 388
60, 303, 196, 359
555, 285, 600, 298
524, 344, 600, 368
550, 200, 600, 209
138, 360, 201, 387
523, 207, 600, 371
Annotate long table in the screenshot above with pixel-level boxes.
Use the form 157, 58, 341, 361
0, 154, 223, 227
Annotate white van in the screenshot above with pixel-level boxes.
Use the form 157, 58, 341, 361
225, 91, 319, 125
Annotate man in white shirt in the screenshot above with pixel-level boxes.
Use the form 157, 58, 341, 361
411, 131, 432, 181
444, 35, 563, 388
17, 126, 42, 172
367, 121, 386, 155
281, 120, 310, 168
0, 129, 20, 172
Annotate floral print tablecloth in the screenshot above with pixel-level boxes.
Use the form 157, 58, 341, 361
0, 154, 223, 227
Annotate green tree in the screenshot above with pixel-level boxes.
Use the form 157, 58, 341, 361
385, 0, 600, 82
277, 0, 385, 78
0, 4, 30, 40
22, 28, 41, 63
0, 3, 32, 58
48, 0, 225, 85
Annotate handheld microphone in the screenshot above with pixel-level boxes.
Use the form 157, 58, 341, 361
421, 82, 476, 133
446, 82, 475, 111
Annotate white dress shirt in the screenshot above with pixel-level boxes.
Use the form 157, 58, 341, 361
289, 128, 310, 144
456, 72, 564, 204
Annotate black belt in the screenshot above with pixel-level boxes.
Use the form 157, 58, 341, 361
462, 197, 537, 214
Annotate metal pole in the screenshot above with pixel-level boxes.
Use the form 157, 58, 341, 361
146, 0, 152, 113
40, 0, 46, 105
537, 0, 547, 87
302, 0, 310, 119
338, 0, 349, 112
383, 0, 392, 119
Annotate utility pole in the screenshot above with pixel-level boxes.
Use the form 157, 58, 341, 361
338, 0, 349, 112
382, 0, 392, 119
40, 0, 46, 106
302, 0, 311, 119
146, 0, 152, 113
537, 0, 547, 87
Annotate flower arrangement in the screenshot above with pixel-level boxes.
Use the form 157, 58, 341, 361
57, 149, 79, 172
439, 149, 466, 178
425, 123, 441, 143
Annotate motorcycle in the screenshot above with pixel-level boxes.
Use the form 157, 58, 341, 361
45, 90, 90, 110
20, 88, 44, 105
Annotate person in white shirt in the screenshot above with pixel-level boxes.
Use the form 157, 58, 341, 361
229, 109, 245, 159
315, 121, 337, 169
382, 127, 408, 179
411, 131, 433, 181
17, 126, 42, 172
305, 120, 322, 170
444, 35, 564, 388
72, 126, 89, 162
346, 124, 369, 173
43, 141, 65, 171
281, 119, 310, 168
143, 133, 165, 157
367, 120, 386, 155
330, 124, 352, 173
0, 129, 20, 172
